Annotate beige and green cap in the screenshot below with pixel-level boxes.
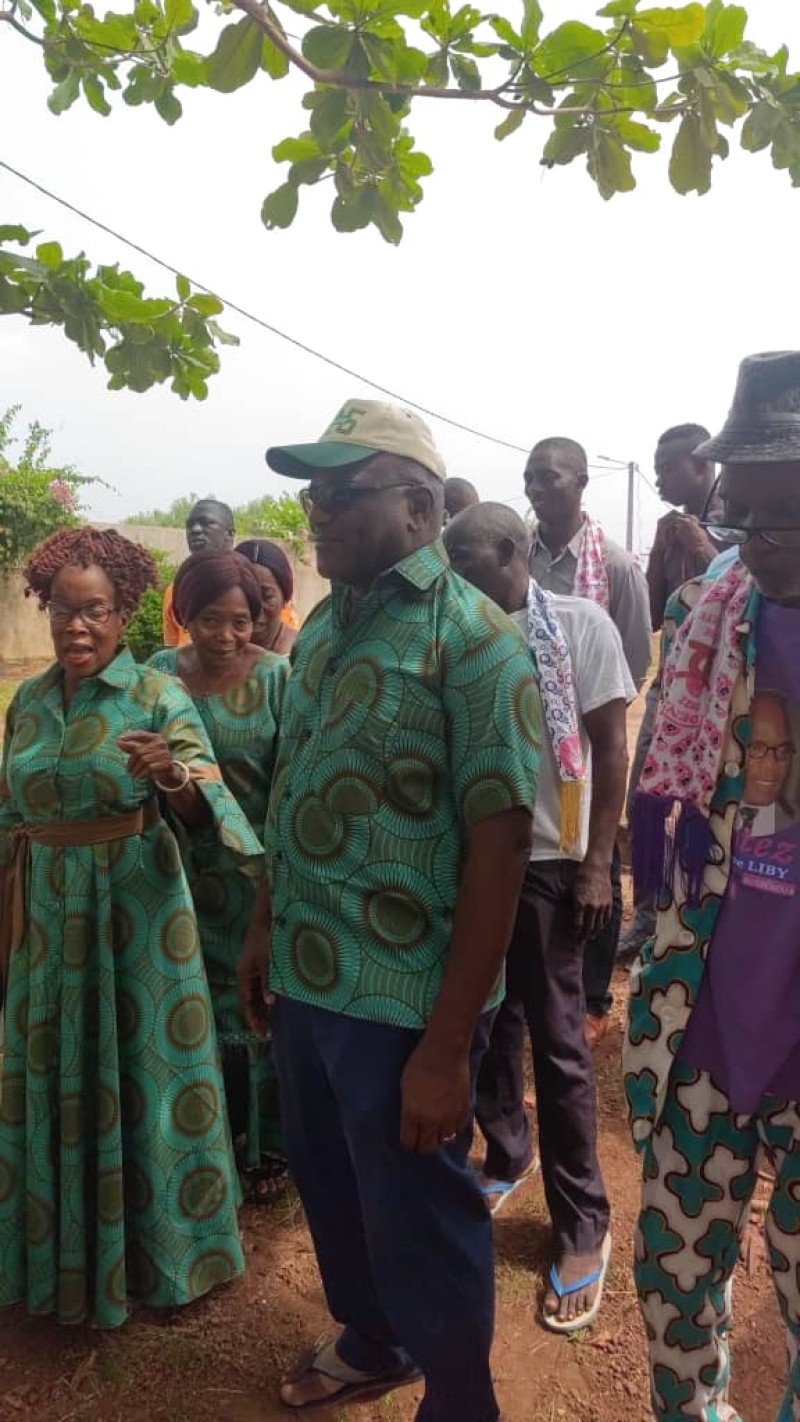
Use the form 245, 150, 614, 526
266, 399, 446, 481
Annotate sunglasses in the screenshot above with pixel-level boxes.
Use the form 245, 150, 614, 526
299, 481, 416, 516
702, 521, 800, 548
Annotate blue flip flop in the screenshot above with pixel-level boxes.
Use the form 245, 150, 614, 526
475, 1157, 540, 1217
541, 1233, 612, 1334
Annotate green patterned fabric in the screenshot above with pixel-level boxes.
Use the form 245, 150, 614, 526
266, 541, 542, 1028
0, 649, 263, 1328
148, 650, 288, 1166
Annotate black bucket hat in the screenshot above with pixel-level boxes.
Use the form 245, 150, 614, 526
695, 351, 800, 464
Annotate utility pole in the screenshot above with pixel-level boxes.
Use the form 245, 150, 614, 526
626, 461, 636, 553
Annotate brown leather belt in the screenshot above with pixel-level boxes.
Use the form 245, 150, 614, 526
0, 798, 159, 989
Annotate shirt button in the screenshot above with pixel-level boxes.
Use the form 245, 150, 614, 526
678, 929, 694, 946
724, 761, 739, 777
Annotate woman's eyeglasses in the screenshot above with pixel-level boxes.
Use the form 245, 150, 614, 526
48, 602, 117, 628
299, 482, 415, 516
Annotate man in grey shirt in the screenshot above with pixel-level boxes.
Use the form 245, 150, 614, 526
525, 436, 651, 1044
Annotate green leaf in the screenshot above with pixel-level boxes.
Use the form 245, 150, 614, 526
450, 53, 481, 90
541, 121, 590, 166
261, 35, 290, 79
207, 319, 239, 347
371, 193, 403, 244
489, 16, 521, 47
165, 0, 197, 33
669, 111, 713, 193
35, 241, 63, 269
630, 23, 669, 64
172, 51, 208, 87
176, 273, 191, 301
289, 157, 331, 185
261, 183, 300, 230
82, 75, 111, 116
612, 116, 661, 152
740, 99, 777, 153
534, 23, 609, 80
425, 50, 449, 87
495, 107, 525, 140
636, 6, 706, 48
155, 87, 183, 124
309, 86, 351, 147
302, 26, 353, 70
521, 0, 543, 48
589, 131, 636, 199
206, 18, 263, 94
273, 133, 323, 162
187, 292, 224, 316
48, 71, 81, 115
0, 226, 35, 245
331, 188, 374, 233
705, 3, 747, 58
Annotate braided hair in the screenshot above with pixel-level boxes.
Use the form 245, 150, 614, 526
25, 527, 158, 613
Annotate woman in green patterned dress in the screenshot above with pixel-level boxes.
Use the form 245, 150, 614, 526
0, 529, 263, 1330
149, 549, 289, 1201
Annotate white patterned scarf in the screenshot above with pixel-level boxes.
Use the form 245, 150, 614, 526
526, 579, 585, 853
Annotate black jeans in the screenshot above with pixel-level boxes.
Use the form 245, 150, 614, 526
582, 841, 623, 1019
474, 860, 610, 1255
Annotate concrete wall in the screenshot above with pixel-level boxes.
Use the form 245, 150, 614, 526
0, 527, 329, 673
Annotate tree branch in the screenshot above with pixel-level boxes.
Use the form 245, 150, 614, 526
0, 10, 45, 45
230, 0, 653, 115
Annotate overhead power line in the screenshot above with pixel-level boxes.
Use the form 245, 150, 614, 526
1, 157, 533, 455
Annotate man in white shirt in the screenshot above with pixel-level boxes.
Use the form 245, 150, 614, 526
444, 502, 633, 1333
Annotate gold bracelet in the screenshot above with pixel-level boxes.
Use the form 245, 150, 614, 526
155, 760, 192, 794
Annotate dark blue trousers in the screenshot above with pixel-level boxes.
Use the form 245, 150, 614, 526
271, 996, 499, 1422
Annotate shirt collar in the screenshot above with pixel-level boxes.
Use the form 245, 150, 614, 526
40, 646, 138, 700
532, 518, 585, 560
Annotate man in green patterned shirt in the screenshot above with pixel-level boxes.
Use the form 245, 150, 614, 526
240, 400, 541, 1420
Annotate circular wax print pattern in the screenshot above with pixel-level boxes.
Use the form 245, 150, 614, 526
26, 916, 49, 972
160, 988, 211, 1058
0, 1074, 26, 1128
289, 793, 369, 880
299, 639, 332, 700
96, 1080, 121, 1136
63, 914, 94, 971
116, 981, 156, 1051
185, 1243, 242, 1300
154, 827, 183, 879
110, 895, 151, 960
284, 910, 354, 1011
11, 710, 40, 755
61, 713, 109, 759
161, 909, 200, 964
191, 871, 228, 918
0, 1156, 18, 1209
97, 1168, 125, 1227
59, 1269, 88, 1324
127, 1243, 161, 1300
104, 1254, 129, 1312
123, 1158, 156, 1216
174, 1164, 230, 1228
326, 654, 392, 732
513, 675, 543, 748
350, 994, 428, 1030
219, 758, 256, 802
462, 771, 518, 823
27, 1021, 58, 1077
164, 1075, 224, 1149
60, 1093, 84, 1149
120, 1064, 161, 1137
220, 677, 266, 719
26, 1193, 54, 1248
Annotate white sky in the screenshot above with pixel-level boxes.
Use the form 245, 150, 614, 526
2, 0, 799, 551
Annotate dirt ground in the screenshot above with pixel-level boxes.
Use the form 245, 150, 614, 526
0, 958, 785, 1422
